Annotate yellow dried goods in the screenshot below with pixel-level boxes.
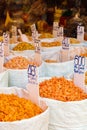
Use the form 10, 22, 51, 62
4, 56, 31, 69
13, 42, 35, 51
0, 93, 43, 122
39, 33, 53, 39
41, 41, 61, 47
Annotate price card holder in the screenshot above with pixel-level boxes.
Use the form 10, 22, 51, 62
77, 26, 84, 42
27, 64, 40, 105
62, 37, 70, 50
57, 26, 63, 42
0, 41, 4, 73
53, 22, 59, 37
34, 39, 42, 67
12, 25, 17, 43
60, 37, 70, 62
31, 24, 37, 33
74, 55, 86, 92
35, 39, 41, 53
3, 32, 9, 56
31, 24, 39, 44
32, 31, 39, 43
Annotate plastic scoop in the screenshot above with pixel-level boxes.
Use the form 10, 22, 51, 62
18, 29, 29, 43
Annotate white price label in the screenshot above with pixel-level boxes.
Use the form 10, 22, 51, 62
57, 27, 63, 37
12, 26, 17, 36
35, 39, 41, 53
77, 26, 84, 42
3, 32, 9, 46
53, 22, 59, 37
27, 64, 39, 105
28, 64, 38, 85
0, 42, 4, 57
31, 24, 36, 32
62, 37, 70, 49
74, 55, 86, 92
74, 55, 85, 74
12, 26, 17, 43
32, 31, 38, 42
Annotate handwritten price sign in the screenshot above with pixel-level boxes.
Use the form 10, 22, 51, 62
27, 64, 39, 105
3, 32, 9, 45
28, 64, 38, 85
74, 55, 86, 92
77, 26, 84, 42
62, 37, 70, 50
0, 42, 4, 57
57, 27, 63, 37
74, 55, 85, 74
53, 22, 59, 37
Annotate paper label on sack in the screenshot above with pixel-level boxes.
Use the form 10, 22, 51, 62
74, 55, 86, 92
0, 41, 4, 72
57, 26, 63, 42
34, 39, 42, 66
53, 22, 59, 37
3, 32, 9, 56
62, 37, 70, 50
84, 58, 87, 92
35, 39, 41, 53
77, 26, 84, 42
12, 25, 17, 43
27, 64, 39, 105
60, 37, 70, 62
31, 24, 36, 32
32, 31, 39, 43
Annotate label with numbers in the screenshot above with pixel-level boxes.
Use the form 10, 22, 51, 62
0, 42, 4, 57
53, 22, 59, 37
74, 55, 85, 74
31, 24, 36, 33
74, 55, 86, 92
62, 37, 70, 50
28, 64, 38, 84
32, 31, 39, 43
27, 64, 39, 105
31, 24, 39, 43
57, 26, 63, 37
34, 39, 41, 53
0, 41, 4, 72
3, 32, 9, 56
12, 26, 17, 43
77, 26, 84, 42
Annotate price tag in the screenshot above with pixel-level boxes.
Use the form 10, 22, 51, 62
57, 26, 63, 42
32, 31, 39, 43
77, 26, 84, 42
12, 25, 17, 43
31, 24, 39, 44
60, 37, 70, 62
62, 37, 70, 50
57, 27, 63, 37
27, 64, 39, 105
3, 32, 9, 56
53, 22, 59, 37
0, 41, 4, 72
74, 55, 86, 91
0, 42, 4, 57
34, 39, 41, 53
31, 24, 37, 33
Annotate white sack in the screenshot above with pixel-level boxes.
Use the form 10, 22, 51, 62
0, 87, 49, 130
44, 60, 74, 77
42, 98, 87, 130
0, 70, 8, 87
